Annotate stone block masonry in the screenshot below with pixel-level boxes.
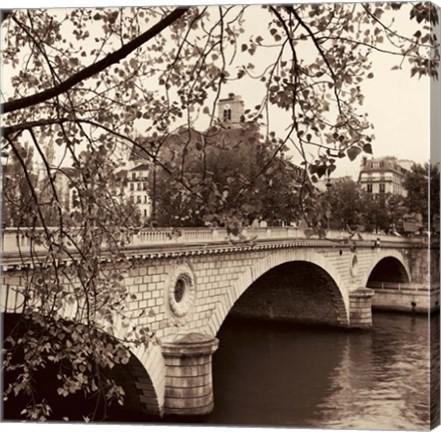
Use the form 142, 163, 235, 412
348, 288, 375, 328
161, 333, 218, 415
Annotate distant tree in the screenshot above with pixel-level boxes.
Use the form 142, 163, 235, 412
404, 162, 440, 229
255, 155, 303, 226
308, 181, 409, 234
362, 192, 407, 233
153, 123, 302, 227
329, 178, 366, 230
383, 193, 408, 231
309, 178, 364, 231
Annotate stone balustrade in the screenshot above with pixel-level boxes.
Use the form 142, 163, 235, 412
1, 226, 426, 256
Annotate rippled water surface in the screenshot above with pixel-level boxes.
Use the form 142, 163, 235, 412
5, 312, 437, 428
205, 313, 438, 430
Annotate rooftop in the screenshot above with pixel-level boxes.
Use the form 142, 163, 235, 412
130, 163, 150, 171
360, 157, 409, 175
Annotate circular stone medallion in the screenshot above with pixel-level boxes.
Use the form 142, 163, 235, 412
350, 254, 359, 278
166, 262, 196, 324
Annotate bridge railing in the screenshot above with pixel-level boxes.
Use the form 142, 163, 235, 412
367, 281, 433, 292
89, 226, 425, 247
1, 225, 428, 256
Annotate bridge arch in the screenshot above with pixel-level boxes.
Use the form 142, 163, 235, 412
2, 307, 164, 419
206, 249, 350, 336
102, 316, 164, 417
58, 293, 165, 417
362, 250, 410, 289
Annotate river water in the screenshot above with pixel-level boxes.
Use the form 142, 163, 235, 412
4, 312, 437, 428
202, 312, 438, 430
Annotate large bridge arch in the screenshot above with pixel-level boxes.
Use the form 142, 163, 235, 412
1, 311, 163, 419
98, 315, 165, 417
1, 275, 164, 418
206, 249, 350, 336
58, 289, 165, 417
362, 249, 411, 289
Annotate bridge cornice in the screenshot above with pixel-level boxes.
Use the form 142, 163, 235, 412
2, 237, 429, 272
2, 238, 426, 271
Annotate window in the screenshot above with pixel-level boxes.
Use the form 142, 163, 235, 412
137, 183, 141, 191
223, 108, 231, 121
144, 209, 147, 217
379, 161, 384, 168
367, 184, 373, 193
379, 183, 385, 193
132, 172, 136, 181
137, 196, 141, 203
143, 183, 147, 190
130, 183, 134, 191
144, 196, 147, 204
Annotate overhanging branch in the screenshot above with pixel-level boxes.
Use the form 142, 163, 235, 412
2, 7, 188, 114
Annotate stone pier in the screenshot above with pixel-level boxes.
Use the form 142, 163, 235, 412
349, 288, 375, 328
161, 333, 219, 416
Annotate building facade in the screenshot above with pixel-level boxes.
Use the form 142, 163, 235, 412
127, 164, 151, 220
358, 157, 409, 196
217, 93, 245, 128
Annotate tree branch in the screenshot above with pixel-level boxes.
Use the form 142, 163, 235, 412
2, 7, 188, 114
284, 5, 343, 114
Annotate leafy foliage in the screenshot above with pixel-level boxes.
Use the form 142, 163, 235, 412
2, 143, 38, 227
403, 162, 440, 228
151, 123, 302, 227
361, 192, 408, 233
314, 178, 365, 231
307, 176, 429, 235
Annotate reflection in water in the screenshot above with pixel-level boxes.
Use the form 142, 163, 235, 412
206, 313, 435, 430
4, 312, 436, 428
316, 315, 430, 429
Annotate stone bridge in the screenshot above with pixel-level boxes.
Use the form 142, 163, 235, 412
1, 227, 439, 418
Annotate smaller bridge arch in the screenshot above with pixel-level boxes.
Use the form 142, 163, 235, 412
206, 248, 351, 336
362, 250, 411, 289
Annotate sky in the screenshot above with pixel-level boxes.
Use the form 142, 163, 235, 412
2, 0, 439, 183
192, 2, 439, 179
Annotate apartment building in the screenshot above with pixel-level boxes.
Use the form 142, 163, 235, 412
358, 157, 409, 196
